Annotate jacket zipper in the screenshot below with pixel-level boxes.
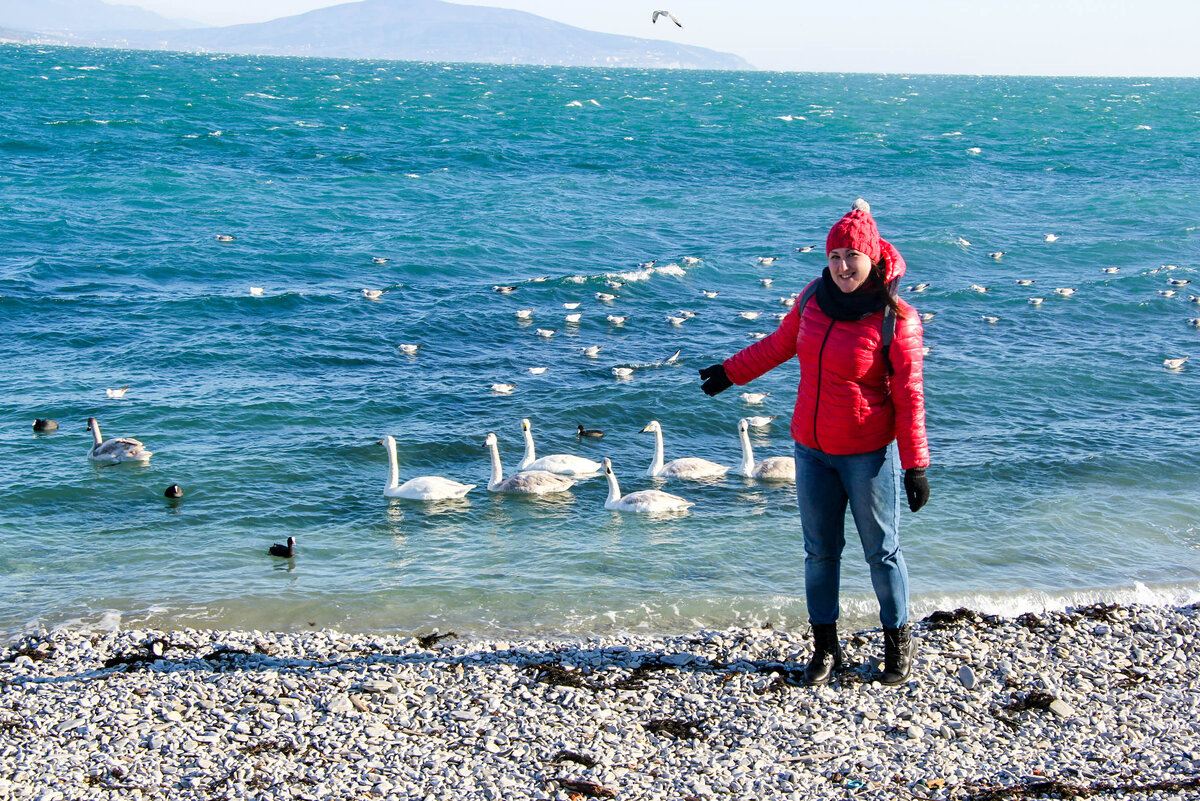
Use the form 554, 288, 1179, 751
812, 319, 835, 451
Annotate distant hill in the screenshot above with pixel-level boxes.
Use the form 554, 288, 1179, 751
1, 0, 753, 70
0, 0, 197, 32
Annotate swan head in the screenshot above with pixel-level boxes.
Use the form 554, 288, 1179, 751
602, 457, 613, 475
86, 417, 98, 431
738, 418, 749, 434
639, 421, 661, 434
521, 418, 531, 432
379, 435, 396, 448
484, 432, 499, 447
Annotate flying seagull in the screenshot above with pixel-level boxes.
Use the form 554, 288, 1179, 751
652, 10, 682, 27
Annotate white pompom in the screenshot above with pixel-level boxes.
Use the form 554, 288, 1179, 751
852, 198, 870, 213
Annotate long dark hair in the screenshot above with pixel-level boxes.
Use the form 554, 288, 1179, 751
871, 261, 905, 318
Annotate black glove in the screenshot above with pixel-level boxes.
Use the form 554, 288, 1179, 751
698, 364, 733, 396
904, 467, 929, 513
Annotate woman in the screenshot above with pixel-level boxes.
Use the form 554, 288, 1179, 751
699, 199, 929, 685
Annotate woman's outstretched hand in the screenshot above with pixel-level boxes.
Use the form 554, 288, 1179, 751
698, 364, 732, 396
904, 467, 929, 512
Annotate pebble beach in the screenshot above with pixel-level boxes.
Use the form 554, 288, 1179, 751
2, 603, 1198, 801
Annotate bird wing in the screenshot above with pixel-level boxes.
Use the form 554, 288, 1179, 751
668, 12, 682, 26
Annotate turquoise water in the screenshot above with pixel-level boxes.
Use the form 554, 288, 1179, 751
2, 45, 1199, 641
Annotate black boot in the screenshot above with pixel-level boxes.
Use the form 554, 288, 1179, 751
880, 624, 916, 686
802, 623, 842, 685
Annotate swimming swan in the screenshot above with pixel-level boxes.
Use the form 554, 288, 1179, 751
603, 458, 693, 513
640, 420, 729, 479
517, 419, 601, 476
379, 435, 475, 500
484, 433, 576, 495
86, 417, 152, 464
735, 418, 796, 481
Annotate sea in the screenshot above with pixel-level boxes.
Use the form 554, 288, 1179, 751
1, 44, 1198, 643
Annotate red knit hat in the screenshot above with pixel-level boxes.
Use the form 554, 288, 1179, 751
825, 198, 882, 263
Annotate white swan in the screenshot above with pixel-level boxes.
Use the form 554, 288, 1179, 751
640, 420, 729, 479
603, 458, 693, 513
484, 433, 575, 495
518, 419, 601, 476
735, 418, 795, 481
86, 417, 151, 464
379, 435, 475, 500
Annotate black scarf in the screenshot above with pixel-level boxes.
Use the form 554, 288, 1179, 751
814, 267, 887, 321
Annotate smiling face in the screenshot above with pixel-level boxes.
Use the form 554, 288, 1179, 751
827, 247, 874, 294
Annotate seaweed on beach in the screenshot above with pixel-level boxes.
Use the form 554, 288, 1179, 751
552, 750, 598, 768
923, 608, 985, 629
1015, 612, 1044, 629
1114, 666, 1150, 689
963, 775, 1200, 800
644, 717, 707, 740
553, 778, 617, 798
239, 738, 306, 757
3, 645, 53, 663
1002, 689, 1057, 713
528, 662, 590, 689
417, 630, 457, 649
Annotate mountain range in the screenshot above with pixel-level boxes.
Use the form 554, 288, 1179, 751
0, 0, 754, 70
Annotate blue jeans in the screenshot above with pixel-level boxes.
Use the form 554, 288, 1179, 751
794, 442, 909, 629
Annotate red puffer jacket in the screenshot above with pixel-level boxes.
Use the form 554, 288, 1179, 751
723, 259, 929, 469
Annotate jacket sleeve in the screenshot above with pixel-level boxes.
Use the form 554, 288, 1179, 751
722, 303, 801, 385
889, 307, 930, 469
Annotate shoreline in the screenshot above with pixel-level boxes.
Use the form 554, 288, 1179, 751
1, 602, 1198, 800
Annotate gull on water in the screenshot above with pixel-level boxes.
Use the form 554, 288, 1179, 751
535, 328, 555, 338
1189, 296, 1200, 304
666, 315, 686, 326
1159, 290, 1177, 298
780, 296, 796, 307
1168, 278, 1192, 286
1187, 318, 1200, 327
796, 246, 815, 253
565, 312, 582, 323
739, 311, 762, 320
362, 288, 385, 299
740, 391, 770, 404
215, 234, 235, 242
988, 251, 1007, 260
638, 260, 658, 269
1015, 279, 1035, 286
1163, 356, 1189, 371
920, 312, 936, 322
676, 309, 697, 318
527, 366, 548, 375
969, 284, 989, 293
750, 332, 768, 340
563, 302, 581, 309
249, 286, 264, 296
606, 315, 628, 326
955, 237, 972, 247
760, 278, 773, 287
595, 292, 617, 302
490, 383, 516, 394
493, 285, 517, 293
612, 367, 634, 378
922, 346, 933, 356
757, 256, 777, 265
682, 256, 701, 265
651, 9, 682, 27
105, 386, 130, 399
1029, 297, 1045, 306
1055, 287, 1077, 296
581, 345, 603, 357
372, 257, 389, 264
605, 280, 625, 289
700, 290, 718, 298
1102, 267, 1120, 274
515, 309, 533, 319
1045, 234, 1059, 242
745, 415, 777, 427
397, 344, 420, 355
909, 283, 930, 292
982, 315, 1000, 324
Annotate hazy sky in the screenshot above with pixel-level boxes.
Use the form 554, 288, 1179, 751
132, 0, 1200, 77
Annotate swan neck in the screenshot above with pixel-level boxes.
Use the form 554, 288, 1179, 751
519, 426, 535, 469
737, 426, 754, 475
487, 441, 504, 490
647, 427, 665, 476
384, 439, 400, 490
90, 422, 103, 447
605, 469, 621, 505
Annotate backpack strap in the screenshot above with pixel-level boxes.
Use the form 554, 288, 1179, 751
798, 278, 896, 375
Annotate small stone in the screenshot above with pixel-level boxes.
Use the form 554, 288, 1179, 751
661, 653, 694, 666
907, 725, 923, 740
1049, 699, 1076, 719
325, 694, 354, 714
957, 665, 976, 690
